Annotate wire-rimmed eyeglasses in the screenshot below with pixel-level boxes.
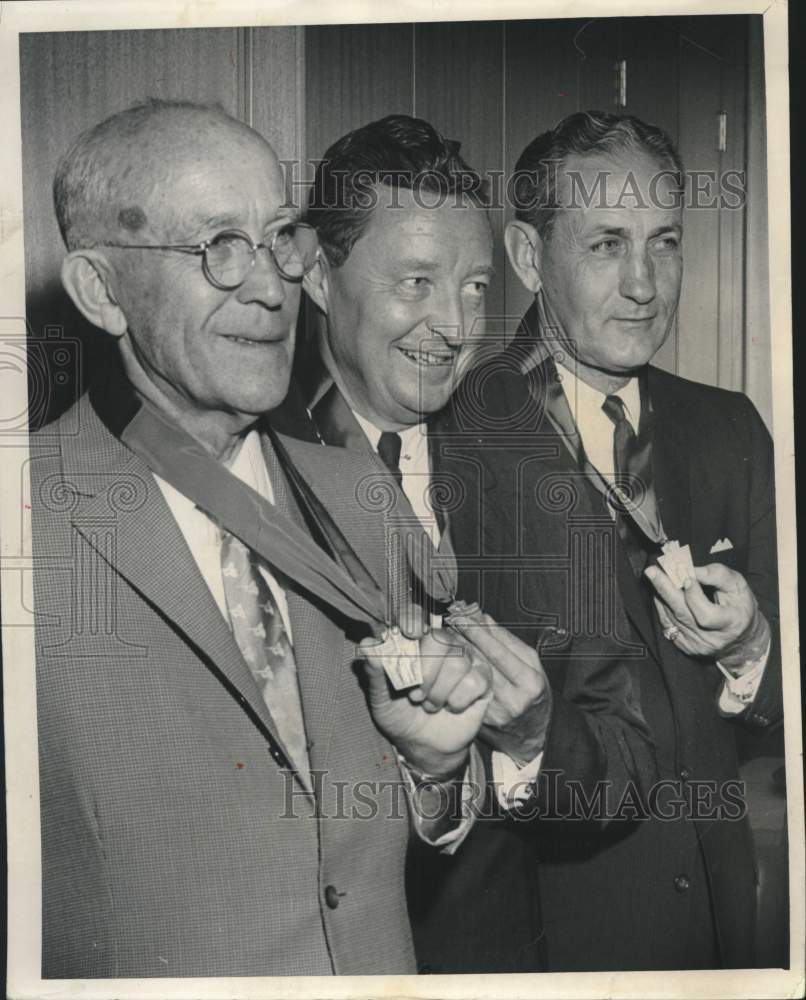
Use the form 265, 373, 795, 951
103, 221, 319, 290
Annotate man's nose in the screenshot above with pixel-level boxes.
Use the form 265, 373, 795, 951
427, 290, 465, 346
235, 248, 286, 308
619, 249, 657, 304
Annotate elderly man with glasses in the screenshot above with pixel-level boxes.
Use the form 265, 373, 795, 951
30, 98, 496, 978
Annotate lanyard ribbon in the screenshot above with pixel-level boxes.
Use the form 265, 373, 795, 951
521, 292, 666, 549
121, 398, 389, 631
544, 374, 667, 547
309, 380, 457, 605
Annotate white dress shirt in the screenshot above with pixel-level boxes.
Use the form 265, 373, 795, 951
558, 363, 767, 714
154, 429, 292, 633
353, 414, 440, 546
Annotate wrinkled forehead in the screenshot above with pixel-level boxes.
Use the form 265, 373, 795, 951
553, 150, 682, 231
361, 185, 493, 251
111, 117, 286, 237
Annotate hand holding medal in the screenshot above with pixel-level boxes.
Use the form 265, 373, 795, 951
645, 557, 770, 664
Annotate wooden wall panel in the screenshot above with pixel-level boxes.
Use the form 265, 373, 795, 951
744, 16, 771, 429
676, 31, 727, 388
620, 17, 679, 143
621, 16, 681, 375
414, 21, 507, 333
504, 18, 580, 333
20, 28, 244, 423
251, 27, 306, 172
716, 21, 748, 395
305, 23, 413, 167
575, 18, 622, 114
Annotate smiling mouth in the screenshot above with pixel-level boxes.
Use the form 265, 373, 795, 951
398, 346, 456, 368
222, 334, 284, 346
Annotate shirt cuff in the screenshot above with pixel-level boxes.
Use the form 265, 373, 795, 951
716, 640, 771, 715
491, 749, 544, 810
399, 744, 484, 855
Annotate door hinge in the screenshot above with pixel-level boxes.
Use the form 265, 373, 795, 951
616, 59, 627, 108
718, 111, 727, 152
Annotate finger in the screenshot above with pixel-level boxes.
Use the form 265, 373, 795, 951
420, 647, 472, 710
464, 613, 535, 662
417, 628, 464, 694
653, 597, 676, 630
693, 562, 743, 594
444, 666, 492, 713
449, 615, 534, 684
681, 576, 733, 630
644, 566, 694, 624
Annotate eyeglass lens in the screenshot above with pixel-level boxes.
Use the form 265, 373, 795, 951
205, 225, 316, 287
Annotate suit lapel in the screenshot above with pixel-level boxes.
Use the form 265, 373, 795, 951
311, 381, 374, 453
507, 343, 664, 662
63, 396, 315, 786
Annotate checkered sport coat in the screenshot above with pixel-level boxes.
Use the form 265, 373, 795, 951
31, 383, 417, 978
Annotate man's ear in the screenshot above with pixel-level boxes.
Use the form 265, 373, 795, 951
302, 250, 330, 316
504, 220, 544, 294
60, 251, 128, 338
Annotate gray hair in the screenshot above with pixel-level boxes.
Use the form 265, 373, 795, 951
54, 97, 242, 250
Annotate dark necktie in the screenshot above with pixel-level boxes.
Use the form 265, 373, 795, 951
220, 529, 311, 787
377, 431, 404, 488
601, 394, 656, 575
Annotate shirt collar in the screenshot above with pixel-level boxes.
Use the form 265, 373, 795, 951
352, 411, 425, 453
559, 361, 641, 431
226, 428, 274, 502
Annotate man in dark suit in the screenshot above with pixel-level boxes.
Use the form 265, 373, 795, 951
461, 110, 781, 970
275, 114, 661, 972
30, 98, 499, 977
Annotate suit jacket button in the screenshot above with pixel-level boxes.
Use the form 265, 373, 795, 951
679, 765, 691, 780
673, 874, 691, 893
324, 884, 341, 909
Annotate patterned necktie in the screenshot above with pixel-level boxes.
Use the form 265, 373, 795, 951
220, 529, 311, 786
377, 431, 403, 488
601, 394, 659, 575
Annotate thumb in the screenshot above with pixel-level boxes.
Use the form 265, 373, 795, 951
359, 637, 393, 704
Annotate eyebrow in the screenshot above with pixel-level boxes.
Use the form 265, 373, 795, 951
392, 259, 496, 277
183, 209, 299, 242
469, 264, 497, 279
395, 258, 442, 273
585, 223, 682, 239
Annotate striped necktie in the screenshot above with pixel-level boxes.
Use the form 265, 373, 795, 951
601, 394, 659, 575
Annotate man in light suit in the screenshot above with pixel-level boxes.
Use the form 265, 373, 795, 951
274, 114, 660, 972
30, 99, 498, 978
464, 110, 782, 969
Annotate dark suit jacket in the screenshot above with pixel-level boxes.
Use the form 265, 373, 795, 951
276, 375, 662, 973
442, 319, 782, 970
31, 380, 421, 978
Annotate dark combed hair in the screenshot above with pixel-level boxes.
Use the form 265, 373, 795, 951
306, 114, 489, 266
511, 110, 685, 240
